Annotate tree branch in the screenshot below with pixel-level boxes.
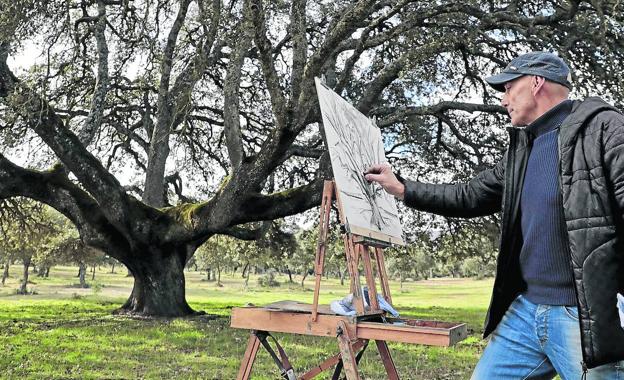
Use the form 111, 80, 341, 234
356, 50, 415, 116
292, 0, 378, 131
77, 1, 110, 147
289, 0, 307, 106
223, 8, 250, 170
0, 155, 132, 258
143, 0, 192, 207
335, 0, 412, 94
375, 101, 507, 127
219, 223, 271, 241
286, 144, 324, 159
233, 178, 324, 224
0, 57, 137, 229
250, 0, 288, 129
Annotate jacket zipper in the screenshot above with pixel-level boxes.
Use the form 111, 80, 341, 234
557, 131, 589, 375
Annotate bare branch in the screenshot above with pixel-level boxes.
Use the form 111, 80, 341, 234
376, 101, 507, 127
223, 9, 251, 169
77, 1, 110, 147
157, 0, 192, 103
292, 0, 378, 130
335, 0, 412, 93
249, 0, 288, 129
143, 0, 193, 207
289, 0, 307, 105
0, 58, 135, 227
356, 50, 415, 116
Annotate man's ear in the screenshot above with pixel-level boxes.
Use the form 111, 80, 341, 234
532, 76, 545, 95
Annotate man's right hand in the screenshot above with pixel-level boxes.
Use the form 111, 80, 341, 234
364, 163, 405, 200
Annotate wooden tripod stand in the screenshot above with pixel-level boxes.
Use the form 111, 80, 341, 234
231, 180, 467, 379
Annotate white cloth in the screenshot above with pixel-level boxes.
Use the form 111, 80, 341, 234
329, 288, 399, 317
617, 293, 624, 329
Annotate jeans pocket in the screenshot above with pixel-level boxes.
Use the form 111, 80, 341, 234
564, 305, 579, 321
615, 360, 624, 379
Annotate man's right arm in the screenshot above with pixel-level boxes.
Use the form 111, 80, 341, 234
402, 156, 506, 218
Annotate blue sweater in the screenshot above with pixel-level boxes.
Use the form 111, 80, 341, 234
519, 100, 576, 306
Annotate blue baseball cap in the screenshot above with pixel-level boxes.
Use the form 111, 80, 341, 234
486, 51, 572, 92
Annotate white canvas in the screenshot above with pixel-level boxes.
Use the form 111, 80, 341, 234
315, 78, 404, 245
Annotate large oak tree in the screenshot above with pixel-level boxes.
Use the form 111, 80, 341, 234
1, 0, 622, 316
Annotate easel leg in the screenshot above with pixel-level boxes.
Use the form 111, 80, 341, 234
300, 340, 367, 380
337, 321, 361, 380
375, 340, 400, 380
360, 245, 380, 311
332, 340, 368, 380
374, 248, 393, 304
237, 332, 262, 380
312, 180, 334, 322
344, 236, 365, 313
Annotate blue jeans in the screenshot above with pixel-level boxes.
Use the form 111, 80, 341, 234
471, 295, 623, 379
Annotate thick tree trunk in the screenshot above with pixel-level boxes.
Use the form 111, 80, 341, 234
1, 262, 9, 286
116, 249, 197, 317
286, 267, 293, 283
18, 257, 31, 294
92, 264, 96, 280
110, 261, 115, 273
241, 262, 249, 279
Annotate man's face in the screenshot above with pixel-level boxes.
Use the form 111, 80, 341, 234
501, 75, 538, 126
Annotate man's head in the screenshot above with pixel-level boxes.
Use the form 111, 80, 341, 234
486, 52, 572, 126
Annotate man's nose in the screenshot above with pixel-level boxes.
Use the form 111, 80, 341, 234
501, 94, 508, 108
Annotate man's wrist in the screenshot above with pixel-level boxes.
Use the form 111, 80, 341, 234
394, 183, 405, 201
392, 172, 406, 200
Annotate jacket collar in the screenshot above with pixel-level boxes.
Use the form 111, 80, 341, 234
525, 100, 573, 138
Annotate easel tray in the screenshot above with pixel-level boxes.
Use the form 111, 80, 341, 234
230, 304, 467, 347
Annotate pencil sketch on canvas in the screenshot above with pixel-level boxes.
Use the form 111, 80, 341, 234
315, 77, 404, 245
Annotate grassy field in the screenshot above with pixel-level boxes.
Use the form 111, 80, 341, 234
0, 265, 493, 379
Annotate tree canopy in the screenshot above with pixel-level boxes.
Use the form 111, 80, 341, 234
1, 0, 623, 316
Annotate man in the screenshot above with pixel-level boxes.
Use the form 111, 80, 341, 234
365, 51, 624, 379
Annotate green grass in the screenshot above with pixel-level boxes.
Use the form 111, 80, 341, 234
0, 266, 493, 379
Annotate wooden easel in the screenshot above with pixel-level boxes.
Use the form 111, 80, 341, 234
231, 180, 467, 379
311, 180, 394, 321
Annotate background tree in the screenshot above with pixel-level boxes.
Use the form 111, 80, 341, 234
1, 0, 623, 316
0, 198, 55, 294
195, 235, 237, 285
432, 220, 499, 278
387, 235, 436, 286
292, 228, 318, 288
255, 221, 298, 283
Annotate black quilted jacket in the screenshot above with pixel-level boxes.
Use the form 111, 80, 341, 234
403, 97, 624, 368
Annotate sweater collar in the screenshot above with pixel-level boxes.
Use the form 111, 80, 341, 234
526, 99, 573, 137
